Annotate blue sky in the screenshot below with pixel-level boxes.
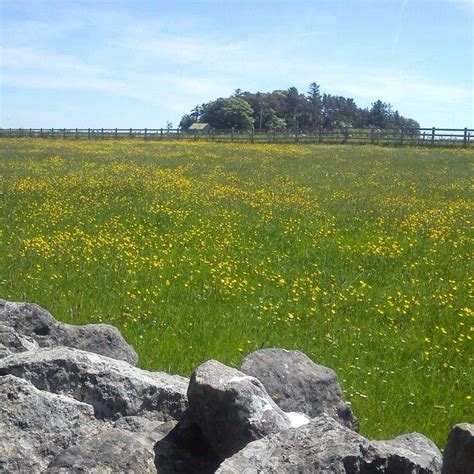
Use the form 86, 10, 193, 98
1, 0, 473, 128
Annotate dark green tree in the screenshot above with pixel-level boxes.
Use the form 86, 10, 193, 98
179, 114, 195, 130
200, 97, 254, 130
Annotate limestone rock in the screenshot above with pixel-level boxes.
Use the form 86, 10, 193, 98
0, 299, 138, 365
0, 343, 12, 359
187, 359, 291, 459
47, 430, 156, 473
241, 348, 359, 430
113, 416, 177, 450
0, 374, 104, 473
154, 410, 220, 473
217, 414, 442, 473
0, 346, 188, 421
0, 324, 39, 356
442, 423, 474, 474
373, 432, 442, 473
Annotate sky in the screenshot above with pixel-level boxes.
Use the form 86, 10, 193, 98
1, 0, 473, 129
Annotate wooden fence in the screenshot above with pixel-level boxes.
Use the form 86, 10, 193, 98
0, 127, 472, 147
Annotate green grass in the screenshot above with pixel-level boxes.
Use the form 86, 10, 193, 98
1, 138, 473, 447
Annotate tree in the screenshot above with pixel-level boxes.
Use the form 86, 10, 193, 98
179, 114, 195, 130
307, 82, 322, 128
369, 100, 393, 128
266, 113, 287, 131
200, 97, 254, 130
180, 84, 420, 133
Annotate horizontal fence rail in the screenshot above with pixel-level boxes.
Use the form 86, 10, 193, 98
0, 127, 473, 147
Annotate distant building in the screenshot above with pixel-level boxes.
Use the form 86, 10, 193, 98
188, 122, 212, 133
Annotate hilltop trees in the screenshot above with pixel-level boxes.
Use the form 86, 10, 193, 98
194, 97, 254, 130
181, 83, 420, 132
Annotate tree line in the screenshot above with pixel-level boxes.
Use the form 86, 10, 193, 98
179, 83, 420, 133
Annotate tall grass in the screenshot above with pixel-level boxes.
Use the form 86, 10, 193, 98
1, 138, 472, 446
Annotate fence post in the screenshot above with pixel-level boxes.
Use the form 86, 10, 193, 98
463, 127, 468, 147
75, 128, 78, 139
40, 128, 43, 138
318, 127, 323, 144
115, 128, 118, 139
370, 127, 375, 144
101, 128, 104, 139
294, 129, 298, 143
272, 128, 276, 143
231, 127, 235, 142
160, 128, 163, 139
144, 128, 147, 140
129, 128, 132, 138
29, 128, 32, 137
400, 128, 404, 147
431, 127, 436, 146
251, 128, 254, 143
9, 128, 12, 137
177, 128, 180, 140
88, 128, 91, 140
51, 128, 54, 139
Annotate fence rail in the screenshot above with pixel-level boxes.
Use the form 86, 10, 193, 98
1, 126, 473, 147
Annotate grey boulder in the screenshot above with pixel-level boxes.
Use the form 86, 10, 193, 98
113, 416, 178, 450
187, 359, 293, 460
442, 423, 474, 474
0, 346, 188, 421
154, 410, 221, 473
241, 348, 359, 430
0, 323, 39, 356
217, 414, 442, 473
47, 429, 156, 473
0, 374, 104, 473
0, 299, 138, 365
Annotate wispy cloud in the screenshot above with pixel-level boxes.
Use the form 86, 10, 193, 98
335, 70, 472, 106
445, 0, 474, 14
1, 1, 472, 127
392, 0, 409, 57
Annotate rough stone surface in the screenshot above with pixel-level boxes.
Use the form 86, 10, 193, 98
0, 299, 138, 365
113, 416, 177, 450
442, 423, 474, 474
0, 374, 104, 473
217, 415, 442, 473
187, 359, 291, 460
0, 346, 188, 421
154, 410, 220, 473
47, 430, 156, 473
0, 323, 39, 355
0, 343, 12, 359
241, 348, 359, 430
373, 432, 443, 473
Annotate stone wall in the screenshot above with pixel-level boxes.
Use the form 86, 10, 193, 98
0, 299, 471, 473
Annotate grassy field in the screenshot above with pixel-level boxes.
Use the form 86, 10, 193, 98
1, 138, 472, 446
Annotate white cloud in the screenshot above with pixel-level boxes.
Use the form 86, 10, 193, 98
1, 47, 108, 76
444, 0, 474, 14
333, 70, 472, 107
